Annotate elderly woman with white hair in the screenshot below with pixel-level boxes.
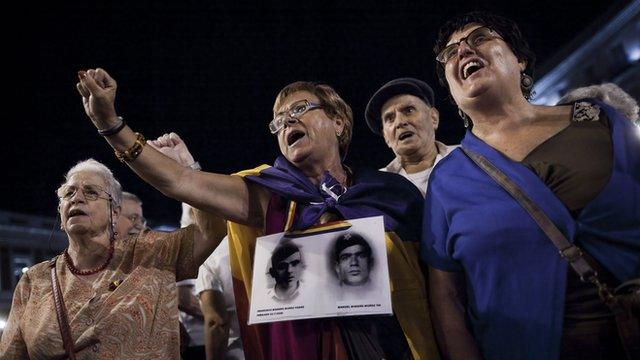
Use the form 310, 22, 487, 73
0, 159, 223, 359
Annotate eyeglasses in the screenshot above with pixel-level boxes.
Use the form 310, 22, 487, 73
269, 100, 323, 134
57, 184, 112, 202
436, 26, 502, 64
125, 213, 146, 227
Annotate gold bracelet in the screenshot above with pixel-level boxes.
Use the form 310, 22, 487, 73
115, 133, 146, 163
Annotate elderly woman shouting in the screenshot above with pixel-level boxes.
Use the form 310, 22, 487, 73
72, 69, 439, 359
422, 11, 639, 360
0, 159, 223, 358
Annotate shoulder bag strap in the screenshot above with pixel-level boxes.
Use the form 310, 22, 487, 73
49, 256, 77, 360
460, 147, 615, 300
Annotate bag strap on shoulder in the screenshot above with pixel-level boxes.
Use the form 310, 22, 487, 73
461, 147, 615, 302
49, 256, 76, 360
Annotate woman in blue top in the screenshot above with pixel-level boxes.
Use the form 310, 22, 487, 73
423, 11, 639, 360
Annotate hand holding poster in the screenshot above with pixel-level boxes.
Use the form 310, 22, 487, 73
248, 216, 392, 324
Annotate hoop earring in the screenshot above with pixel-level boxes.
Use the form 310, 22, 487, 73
521, 73, 533, 95
458, 109, 471, 128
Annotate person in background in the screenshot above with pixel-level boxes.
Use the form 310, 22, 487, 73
177, 277, 206, 359
114, 191, 146, 239
152, 133, 244, 359
365, 77, 457, 197
147, 133, 206, 359
196, 236, 245, 359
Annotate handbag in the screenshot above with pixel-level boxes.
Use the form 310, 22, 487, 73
49, 256, 77, 360
461, 147, 640, 359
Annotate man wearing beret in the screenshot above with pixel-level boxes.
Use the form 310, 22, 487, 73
365, 78, 457, 197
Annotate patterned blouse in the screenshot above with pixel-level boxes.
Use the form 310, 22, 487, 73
0, 225, 197, 359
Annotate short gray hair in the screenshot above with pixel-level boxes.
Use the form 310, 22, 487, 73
62, 159, 123, 207
559, 83, 639, 122
122, 191, 142, 206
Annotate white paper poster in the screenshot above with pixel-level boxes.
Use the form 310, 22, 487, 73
248, 216, 392, 324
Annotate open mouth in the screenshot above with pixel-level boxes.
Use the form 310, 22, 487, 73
287, 130, 305, 146
462, 60, 485, 80
398, 131, 414, 141
68, 209, 87, 218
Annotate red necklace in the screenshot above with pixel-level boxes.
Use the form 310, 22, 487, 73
64, 240, 115, 276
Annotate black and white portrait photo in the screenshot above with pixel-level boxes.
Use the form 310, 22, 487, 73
267, 241, 304, 302
249, 216, 391, 324
333, 233, 373, 287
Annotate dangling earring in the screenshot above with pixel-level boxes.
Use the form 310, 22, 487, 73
111, 221, 117, 240
521, 72, 533, 96
458, 109, 470, 128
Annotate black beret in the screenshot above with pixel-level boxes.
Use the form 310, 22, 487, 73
365, 78, 435, 135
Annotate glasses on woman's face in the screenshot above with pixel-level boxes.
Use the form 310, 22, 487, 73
436, 26, 502, 64
269, 99, 323, 134
57, 184, 112, 202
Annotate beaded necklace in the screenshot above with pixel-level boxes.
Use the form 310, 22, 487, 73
63, 239, 114, 276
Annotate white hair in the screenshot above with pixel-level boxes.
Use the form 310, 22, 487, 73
62, 159, 123, 207
559, 83, 639, 122
122, 191, 142, 206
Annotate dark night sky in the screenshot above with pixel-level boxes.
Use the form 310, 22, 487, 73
3, 0, 630, 226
